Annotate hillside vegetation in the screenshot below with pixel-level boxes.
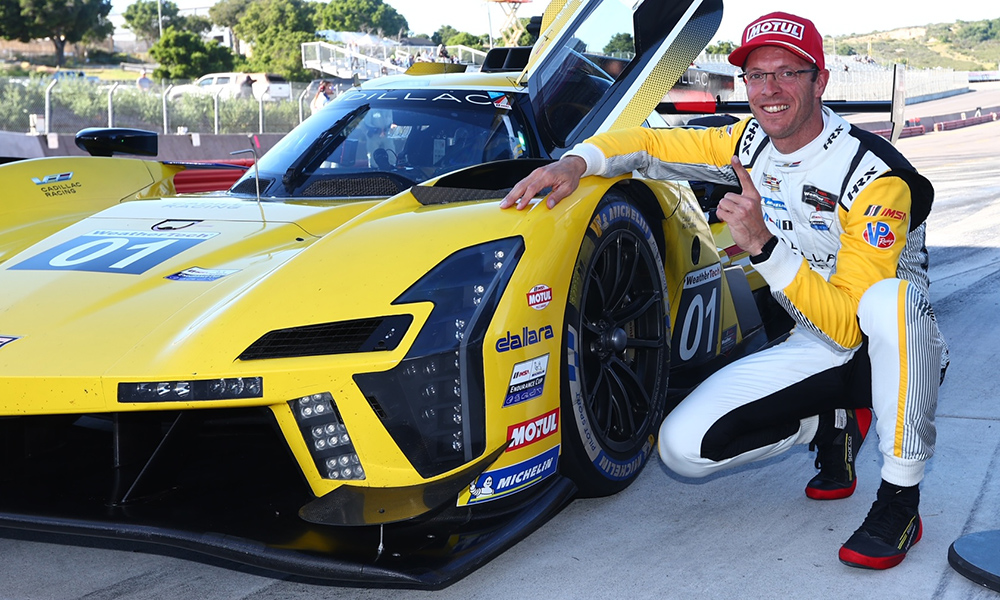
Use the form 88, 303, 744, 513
829, 17, 1000, 70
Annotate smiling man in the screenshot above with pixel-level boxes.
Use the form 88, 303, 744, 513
501, 11, 948, 570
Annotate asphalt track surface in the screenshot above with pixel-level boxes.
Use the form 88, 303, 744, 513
3, 85, 1000, 600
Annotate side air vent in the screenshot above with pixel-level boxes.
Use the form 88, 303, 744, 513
238, 315, 412, 360
230, 177, 274, 195
300, 174, 414, 197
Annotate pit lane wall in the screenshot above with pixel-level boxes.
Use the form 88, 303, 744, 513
0, 131, 285, 163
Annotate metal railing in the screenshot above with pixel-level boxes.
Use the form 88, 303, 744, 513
0, 58, 971, 136
695, 53, 970, 103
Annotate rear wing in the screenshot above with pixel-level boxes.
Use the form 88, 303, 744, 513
658, 64, 908, 144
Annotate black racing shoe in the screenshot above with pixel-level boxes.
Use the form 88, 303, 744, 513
840, 482, 922, 569
805, 408, 872, 500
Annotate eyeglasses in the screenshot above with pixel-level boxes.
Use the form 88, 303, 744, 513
738, 68, 818, 86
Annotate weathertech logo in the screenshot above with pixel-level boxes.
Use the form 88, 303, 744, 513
746, 19, 803, 41
527, 284, 552, 310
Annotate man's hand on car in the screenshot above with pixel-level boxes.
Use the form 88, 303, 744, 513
500, 155, 587, 210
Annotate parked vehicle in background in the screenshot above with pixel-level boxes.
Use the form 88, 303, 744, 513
166, 72, 292, 101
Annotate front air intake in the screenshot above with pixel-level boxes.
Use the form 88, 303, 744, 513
238, 315, 412, 360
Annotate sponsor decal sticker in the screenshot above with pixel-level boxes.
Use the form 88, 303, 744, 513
809, 212, 832, 231
503, 354, 549, 407
683, 264, 722, 288
467, 445, 559, 503
0, 336, 20, 349
506, 407, 559, 451
720, 325, 737, 355
32, 172, 73, 185
488, 91, 511, 109
803, 185, 838, 212
864, 205, 907, 220
746, 18, 804, 41
10, 229, 218, 275
166, 266, 239, 281
763, 197, 786, 210
526, 284, 552, 310
863, 222, 896, 249
495, 325, 554, 352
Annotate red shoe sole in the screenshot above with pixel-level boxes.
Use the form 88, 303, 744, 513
806, 478, 858, 500
838, 519, 922, 570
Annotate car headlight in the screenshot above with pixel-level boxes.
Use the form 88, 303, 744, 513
118, 377, 263, 402
354, 237, 523, 478
289, 392, 365, 480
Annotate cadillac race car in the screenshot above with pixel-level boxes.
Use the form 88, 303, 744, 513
0, 0, 786, 588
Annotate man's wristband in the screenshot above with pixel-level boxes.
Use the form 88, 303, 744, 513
749, 235, 778, 264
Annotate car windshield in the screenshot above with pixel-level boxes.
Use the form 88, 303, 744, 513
229, 88, 533, 198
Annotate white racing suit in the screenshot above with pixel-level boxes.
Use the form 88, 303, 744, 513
566, 107, 948, 488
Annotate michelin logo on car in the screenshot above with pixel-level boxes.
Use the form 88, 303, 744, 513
467, 446, 559, 504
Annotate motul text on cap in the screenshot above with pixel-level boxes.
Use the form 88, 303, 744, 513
728, 12, 825, 71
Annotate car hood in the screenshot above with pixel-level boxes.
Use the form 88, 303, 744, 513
0, 197, 379, 382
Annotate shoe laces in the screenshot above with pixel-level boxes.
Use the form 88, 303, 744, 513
858, 494, 917, 543
810, 438, 846, 477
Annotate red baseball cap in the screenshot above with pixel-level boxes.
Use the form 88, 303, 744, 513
728, 12, 825, 71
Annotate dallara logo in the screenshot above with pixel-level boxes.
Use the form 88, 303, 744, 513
32, 172, 73, 185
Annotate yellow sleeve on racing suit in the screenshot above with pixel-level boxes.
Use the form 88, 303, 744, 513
768, 176, 912, 350
581, 120, 750, 185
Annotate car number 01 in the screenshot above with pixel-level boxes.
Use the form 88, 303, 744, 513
48, 238, 178, 270
671, 265, 723, 364
9, 230, 218, 275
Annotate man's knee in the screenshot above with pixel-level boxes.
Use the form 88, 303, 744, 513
657, 414, 710, 478
858, 278, 906, 339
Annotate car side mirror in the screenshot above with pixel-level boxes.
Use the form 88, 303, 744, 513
75, 128, 158, 157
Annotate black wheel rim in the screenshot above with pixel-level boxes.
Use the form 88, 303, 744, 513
576, 226, 666, 453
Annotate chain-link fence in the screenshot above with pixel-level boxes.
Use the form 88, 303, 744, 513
0, 78, 329, 136
0, 55, 972, 136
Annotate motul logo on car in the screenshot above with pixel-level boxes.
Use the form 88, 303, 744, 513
527, 284, 552, 310
746, 19, 803, 41
506, 408, 559, 451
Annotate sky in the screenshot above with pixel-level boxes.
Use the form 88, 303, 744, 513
115, 0, 999, 45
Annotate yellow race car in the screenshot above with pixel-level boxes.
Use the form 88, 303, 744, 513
0, 0, 785, 588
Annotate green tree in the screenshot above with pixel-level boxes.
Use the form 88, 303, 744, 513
446, 31, 482, 50
244, 29, 316, 81
208, 0, 249, 51
5, 0, 113, 66
432, 25, 459, 45
316, 0, 408, 37
149, 26, 235, 79
704, 40, 735, 55
233, 0, 313, 45
602, 32, 633, 56
123, 0, 210, 44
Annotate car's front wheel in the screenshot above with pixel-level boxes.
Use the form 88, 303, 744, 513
560, 193, 670, 497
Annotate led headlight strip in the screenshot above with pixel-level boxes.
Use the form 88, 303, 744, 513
118, 377, 263, 402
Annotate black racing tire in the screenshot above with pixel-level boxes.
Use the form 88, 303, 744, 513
560, 192, 670, 497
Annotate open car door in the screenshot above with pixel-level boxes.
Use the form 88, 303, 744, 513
521, 0, 723, 155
